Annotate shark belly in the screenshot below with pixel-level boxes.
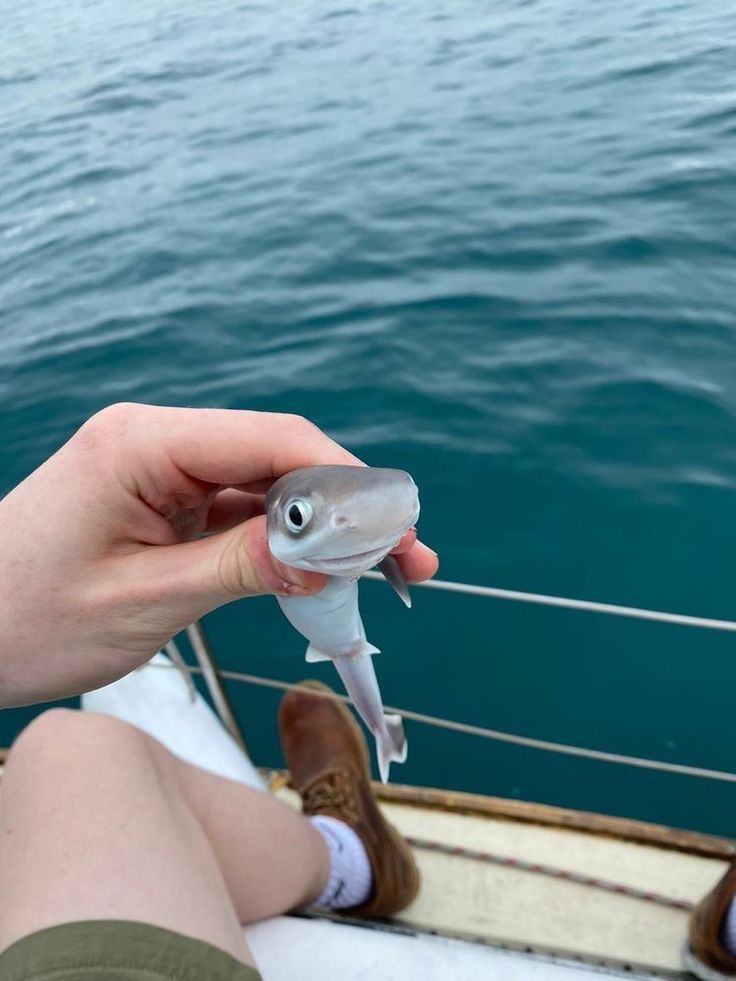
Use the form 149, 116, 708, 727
276, 577, 377, 660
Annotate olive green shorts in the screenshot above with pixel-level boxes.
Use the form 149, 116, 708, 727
0, 920, 263, 980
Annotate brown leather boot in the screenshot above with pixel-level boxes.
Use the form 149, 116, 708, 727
683, 863, 736, 979
278, 680, 420, 918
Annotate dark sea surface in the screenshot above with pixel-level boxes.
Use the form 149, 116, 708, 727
2, 0, 736, 836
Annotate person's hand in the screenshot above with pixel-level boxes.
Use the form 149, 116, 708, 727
0, 403, 438, 707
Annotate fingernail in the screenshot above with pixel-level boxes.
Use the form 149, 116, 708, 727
280, 581, 311, 596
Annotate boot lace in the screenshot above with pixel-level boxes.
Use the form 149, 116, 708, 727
302, 768, 359, 824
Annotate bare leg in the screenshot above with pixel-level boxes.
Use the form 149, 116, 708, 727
0, 709, 330, 961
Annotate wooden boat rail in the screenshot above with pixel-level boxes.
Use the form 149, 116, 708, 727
266, 769, 735, 861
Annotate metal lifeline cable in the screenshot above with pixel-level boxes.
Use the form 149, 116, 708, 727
152, 662, 736, 784
362, 571, 736, 634
405, 837, 695, 912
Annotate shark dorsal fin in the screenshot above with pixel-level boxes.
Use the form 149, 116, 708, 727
377, 554, 411, 608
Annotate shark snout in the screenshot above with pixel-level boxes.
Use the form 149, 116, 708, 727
348, 475, 419, 546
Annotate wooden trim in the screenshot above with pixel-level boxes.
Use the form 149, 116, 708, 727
265, 768, 734, 860
262, 769, 736, 861
374, 781, 736, 860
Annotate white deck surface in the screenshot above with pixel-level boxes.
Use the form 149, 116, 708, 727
83, 652, 266, 788
245, 915, 658, 980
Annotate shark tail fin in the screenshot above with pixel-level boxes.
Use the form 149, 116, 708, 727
376, 714, 407, 784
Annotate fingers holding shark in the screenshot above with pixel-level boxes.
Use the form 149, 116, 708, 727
392, 539, 439, 584
390, 528, 417, 553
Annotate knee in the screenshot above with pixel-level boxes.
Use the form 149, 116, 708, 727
8, 708, 83, 762
5, 709, 148, 775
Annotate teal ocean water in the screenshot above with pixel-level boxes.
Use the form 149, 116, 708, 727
3, 0, 736, 836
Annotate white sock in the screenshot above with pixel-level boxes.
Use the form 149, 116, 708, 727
723, 898, 736, 954
309, 815, 373, 910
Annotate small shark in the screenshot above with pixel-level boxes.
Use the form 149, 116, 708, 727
265, 465, 420, 782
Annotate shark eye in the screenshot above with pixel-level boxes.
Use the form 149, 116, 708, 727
284, 499, 312, 533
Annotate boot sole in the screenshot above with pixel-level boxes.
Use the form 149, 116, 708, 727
681, 942, 735, 981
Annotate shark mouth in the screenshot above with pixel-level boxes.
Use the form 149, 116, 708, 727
301, 545, 396, 574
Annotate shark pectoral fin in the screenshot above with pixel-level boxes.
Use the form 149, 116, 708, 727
305, 644, 333, 664
376, 714, 407, 783
377, 555, 411, 608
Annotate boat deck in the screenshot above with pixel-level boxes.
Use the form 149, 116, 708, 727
272, 777, 732, 978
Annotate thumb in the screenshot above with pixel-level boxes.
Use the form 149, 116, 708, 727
205, 514, 326, 599
135, 514, 326, 611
